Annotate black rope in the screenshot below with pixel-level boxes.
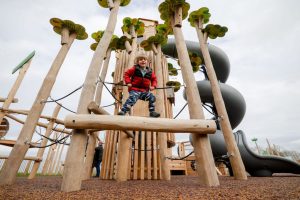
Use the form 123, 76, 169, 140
173, 102, 188, 119
42, 84, 83, 103
166, 150, 194, 160
27, 135, 70, 148
202, 103, 217, 117
35, 127, 70, 145
98, 77, 122, 104
49, 97, 76, 113
84, 134, 89, 157
100, 102, 116, 108
99, 78, 177, 90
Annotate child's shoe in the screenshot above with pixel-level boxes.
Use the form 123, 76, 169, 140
118, 111, 125, 116
150, 111, 160, 118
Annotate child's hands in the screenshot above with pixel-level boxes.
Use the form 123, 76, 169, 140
127, 83, 132, 87
149, 86, 155, 91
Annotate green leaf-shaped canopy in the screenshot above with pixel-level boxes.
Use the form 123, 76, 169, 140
90, 30, 130, 51
166, 80, 181, 92
188, 7, 211, 27
121, 17, 145, 36
204, 24, 228, 39
97, 0, 131, 8
158, 0, 190, 24
167, 63, 178, 76
189, 51, 202, 72
50, 18, 88, 40
156, 23, 173, 36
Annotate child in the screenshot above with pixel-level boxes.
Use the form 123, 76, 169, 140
118, 52, 160, 118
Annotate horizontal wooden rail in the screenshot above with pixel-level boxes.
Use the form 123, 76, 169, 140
0, 155, 41, 162
64, 114, 216, 134
5, 114, 71, 134
0, 107, 64, 125
0, 98, 18, 103
0, 139, 41, 148
88, 101, 134, 138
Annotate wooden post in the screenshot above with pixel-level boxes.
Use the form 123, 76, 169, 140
54, 143, 65, 174
50, 143, 63, 175
28, 105, 61, 179
171, 14, 219, 186
195, 20, 247, 180
42, 146, 54, 174
0, 32, 77, 186
154, 45, 170, 180
0, 57, 33, 124
116, 24, 137, 182
94, 48, 112, 104
62, 1, 121, 192
24, 160, 32, 175
81, 133, 97, 180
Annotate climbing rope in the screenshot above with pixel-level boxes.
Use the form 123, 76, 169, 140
42, 84, 83, 103
49, 96, 76, 113
165, 150, 194, 160
26, 134, 70, 148
173, 102, 188, 119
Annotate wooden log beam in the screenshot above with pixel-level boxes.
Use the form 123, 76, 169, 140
5, 114, 71, 134
64, 114, 216, 134
0, 155, 42, 162
0, 98, 18, 103
88, 101, 134, 138
0, 107, 65, 125
0, 139, 40, 148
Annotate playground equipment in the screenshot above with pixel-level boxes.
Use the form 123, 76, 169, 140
163, 39, 300, 177
1, 1, 249, 193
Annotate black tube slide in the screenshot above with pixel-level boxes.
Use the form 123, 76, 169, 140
163, 39, 300, 176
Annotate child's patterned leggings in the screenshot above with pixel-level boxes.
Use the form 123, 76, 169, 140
121, 90, 156, 113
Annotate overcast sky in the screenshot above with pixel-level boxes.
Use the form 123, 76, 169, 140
1, 0, 300, 158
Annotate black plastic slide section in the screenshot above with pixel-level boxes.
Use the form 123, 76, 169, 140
165, 39, 300, 176
209, 130, 300, 176
161, 38, 231, 83
234, 130, 300, 176
184, 80, 246, 130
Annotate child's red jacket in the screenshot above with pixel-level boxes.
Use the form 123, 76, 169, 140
124, 65, 157, 92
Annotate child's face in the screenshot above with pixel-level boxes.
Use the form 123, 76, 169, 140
138, 57, 148, 68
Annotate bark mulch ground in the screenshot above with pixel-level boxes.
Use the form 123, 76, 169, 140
0, 174, 300, 200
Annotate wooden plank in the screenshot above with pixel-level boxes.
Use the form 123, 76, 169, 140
133, 131, 139, 179
152, 132, 157, 179
140, 131, 145, 180
65, 114, 216, 134
146, 131, 152, 179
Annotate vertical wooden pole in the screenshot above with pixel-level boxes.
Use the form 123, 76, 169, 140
24, 160, 32, 175
0, 58, 32, 124
172, 13, 219, 186
0, 33, 76, 186
62, 0, 121, 192
155, 45, 170, 180
28, 105, 61, 179
195, 20, 247, 180
54, 142, 65, 174
42, 146, 53, 174
116, 24, 137, 182
81, 133, 97, 180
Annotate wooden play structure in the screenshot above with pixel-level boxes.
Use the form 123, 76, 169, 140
0, 0, 248, 193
